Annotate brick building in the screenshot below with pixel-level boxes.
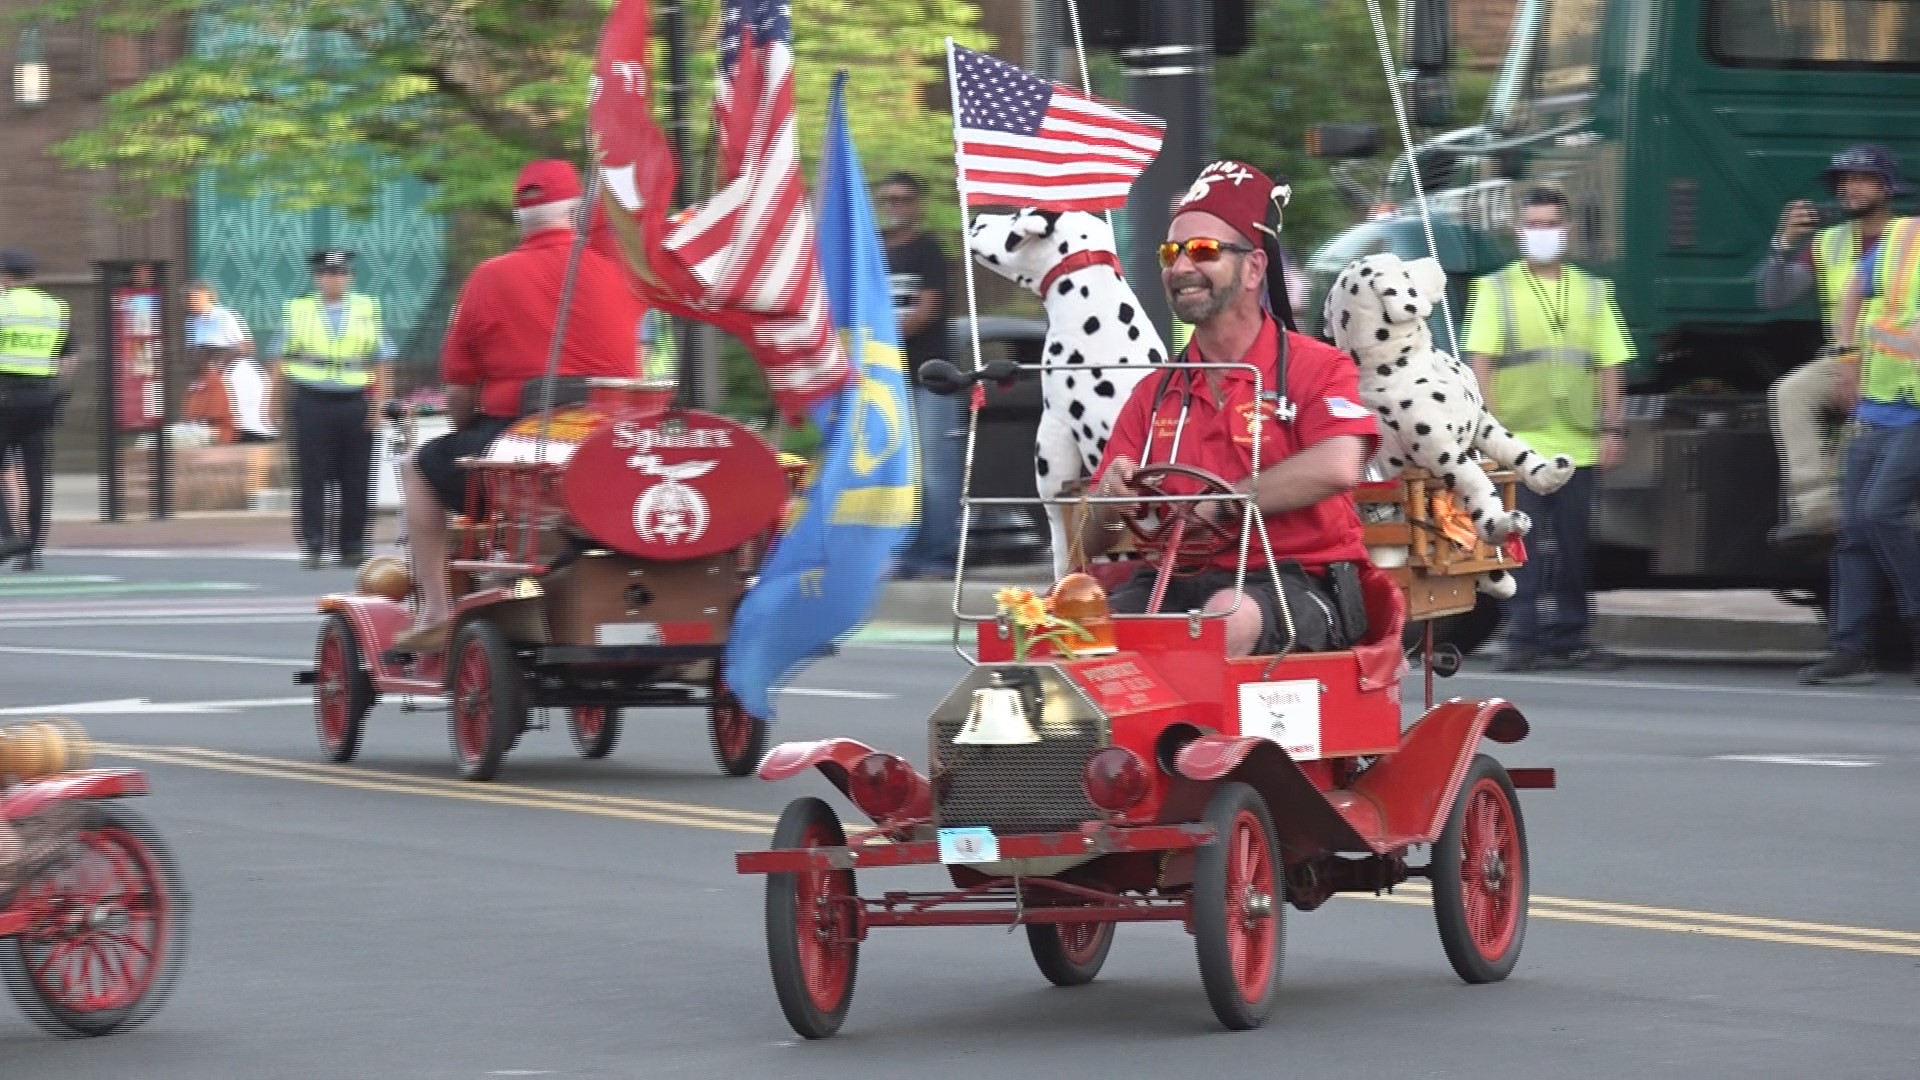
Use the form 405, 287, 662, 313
1457, 0, 1522, 68
1, 9, 188, 473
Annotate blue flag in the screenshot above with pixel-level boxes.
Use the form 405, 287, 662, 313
724, 71, 920, 722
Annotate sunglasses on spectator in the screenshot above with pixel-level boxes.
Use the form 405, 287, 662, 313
1158, 237, 1255, 267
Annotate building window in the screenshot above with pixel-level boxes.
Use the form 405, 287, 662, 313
1709, 0, 1920, 69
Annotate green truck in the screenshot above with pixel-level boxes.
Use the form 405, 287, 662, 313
1302, 0, 1920, 655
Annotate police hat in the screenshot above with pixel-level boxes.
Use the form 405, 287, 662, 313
308, 250, 355, 272
1822, 145, 1913, 195
0, 249, 35, 278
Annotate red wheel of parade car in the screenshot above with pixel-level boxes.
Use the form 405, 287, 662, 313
735, 441, 1554, 1036
300, 378, 811, 781
0, 722, 188, 1038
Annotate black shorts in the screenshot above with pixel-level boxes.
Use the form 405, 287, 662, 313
1109, 562, 1346, 654
415, 416, 515, 514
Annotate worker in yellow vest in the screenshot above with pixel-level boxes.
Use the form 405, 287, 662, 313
1464, 187, 1633, 674
1798, 215, 1920, 686
1758, 145, 1908, 545
0, 249, 72, 573
274, 250, 393, 569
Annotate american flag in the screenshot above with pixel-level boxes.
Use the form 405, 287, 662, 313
948, 43, 1164, 211
597, 0, 846, 416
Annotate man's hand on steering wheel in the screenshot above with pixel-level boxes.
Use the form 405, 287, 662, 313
1120, 463, 1244, 572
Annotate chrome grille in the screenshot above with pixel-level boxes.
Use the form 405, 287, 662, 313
930, 720, 1103, 834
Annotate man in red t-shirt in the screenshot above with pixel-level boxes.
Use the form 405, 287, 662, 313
1076, 160, 1379, 657
394, 159, 645, 653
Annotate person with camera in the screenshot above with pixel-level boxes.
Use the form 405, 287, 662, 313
1759, 145, 1908, 546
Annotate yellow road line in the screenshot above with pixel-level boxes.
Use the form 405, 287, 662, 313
98, 746, 772, 836
1387, 882, 1920, 944
1346, 893, 1920, 958
93, 742, 1920, 959
99, 743, 780, 825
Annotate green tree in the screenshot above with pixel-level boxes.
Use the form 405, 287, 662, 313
34, 0, 989, 251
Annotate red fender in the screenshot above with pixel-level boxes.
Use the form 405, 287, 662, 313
1176, 736, 1379, 855
756, 738, 934, 823
2, 769, 149, 820
1348, 696, 1530, 846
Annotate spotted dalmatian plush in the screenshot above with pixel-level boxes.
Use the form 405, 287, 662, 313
966, 209, 1160, 579
1325, 251, 1576, 548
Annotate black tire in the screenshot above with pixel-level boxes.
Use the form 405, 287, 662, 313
446, 620, 526, 782
313, 613, 373, 762
1192, 781, 1284, 1031
710, 681, 769, 778
1026, 921, 1115, 987
765, 797, 859, 1039
1431, 754, 1530, 984
566, 707, 622, 760
0, 802, 190, 1037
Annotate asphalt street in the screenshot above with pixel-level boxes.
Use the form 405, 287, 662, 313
0, 554, 1914, 1078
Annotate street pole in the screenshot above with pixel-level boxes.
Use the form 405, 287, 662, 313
659, 0, 714, 410
1118, 1, 1215, 346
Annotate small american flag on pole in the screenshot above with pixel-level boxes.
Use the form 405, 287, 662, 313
948, 43, 1164, 211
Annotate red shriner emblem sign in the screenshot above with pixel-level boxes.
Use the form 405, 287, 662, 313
562, 410, 788, 561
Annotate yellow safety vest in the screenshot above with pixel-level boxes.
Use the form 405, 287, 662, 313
0, 287, 68, 377
1810, 222, 1871, 336
640, 310, 679, 383
282, 294, 382, 390
1474, 261, 1612, 441
1857, 217, 1920, 407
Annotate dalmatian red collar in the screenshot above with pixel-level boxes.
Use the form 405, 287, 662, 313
1037, 248, 1125, 299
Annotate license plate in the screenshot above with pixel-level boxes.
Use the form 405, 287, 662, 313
597, 622, 663, 646
936, 827, 999, 865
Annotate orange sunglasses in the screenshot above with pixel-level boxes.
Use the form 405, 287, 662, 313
1157, 237, 1255, 267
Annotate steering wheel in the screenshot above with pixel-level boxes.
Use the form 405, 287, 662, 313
1120, 463, 1244, 574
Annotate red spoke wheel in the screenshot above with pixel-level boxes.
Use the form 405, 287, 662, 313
313, 613, 373, 762
1192, 781, 1283, 1030
566, 707, 621, 760
709, 679, 768, 778
1431, 754, 1529, 983
1, 803, 190, 1037
765, 797, 859, 1039
446, 620, 526, 782
1026, 919, 1115, 987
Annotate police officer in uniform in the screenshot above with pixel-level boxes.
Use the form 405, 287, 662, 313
0, 250, 73, 573
274, 250, 392, 568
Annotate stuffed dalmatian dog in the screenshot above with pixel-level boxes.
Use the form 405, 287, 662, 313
966, 209, 1160, 579
1326, 251, 1575, 573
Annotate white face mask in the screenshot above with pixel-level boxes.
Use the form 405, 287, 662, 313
1520, 226, 1566, 264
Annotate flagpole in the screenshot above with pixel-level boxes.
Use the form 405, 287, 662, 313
1061, 0, 1118, 237
944, 36, 987, 654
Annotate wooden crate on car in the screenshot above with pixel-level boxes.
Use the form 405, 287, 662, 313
1355, 467, 1522, 622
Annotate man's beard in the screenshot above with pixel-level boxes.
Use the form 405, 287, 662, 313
1169, 275, 1235, 325
1845, 197, 1888, 221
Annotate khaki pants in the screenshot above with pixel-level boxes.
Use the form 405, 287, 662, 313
1768, 357, 1846, 531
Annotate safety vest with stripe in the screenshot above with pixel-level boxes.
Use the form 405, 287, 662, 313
1811, 222, 1871, 336
282, 294, 381, 390
0, 287, 69, 377
1857, 216, 1920, 407
1480, 262, 1612, 448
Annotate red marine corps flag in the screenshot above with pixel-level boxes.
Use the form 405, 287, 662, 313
590, 0, 850, 419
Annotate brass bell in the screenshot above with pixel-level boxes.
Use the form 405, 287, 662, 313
356, 555, 414, 602
0, 719, 93, 784
953, 676, 1039, 746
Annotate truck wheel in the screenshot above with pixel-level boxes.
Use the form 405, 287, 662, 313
1431, 754, 1529, 984
314, 613, 373, 762
1026, 921, 1115, 987
765, 797, 859, 1039
447, 620, 526, 782
1192, 781, 1283, 1030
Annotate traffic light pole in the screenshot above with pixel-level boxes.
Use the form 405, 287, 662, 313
1117, 1, 1216, 346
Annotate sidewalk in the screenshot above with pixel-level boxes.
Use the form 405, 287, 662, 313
42, 465, 1826, 662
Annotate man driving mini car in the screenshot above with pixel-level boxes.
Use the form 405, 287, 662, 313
1076, 160, 1379, 658
392, 160, 645, 654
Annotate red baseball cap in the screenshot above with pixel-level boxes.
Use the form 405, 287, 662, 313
515, 159, 583, 208
1172, 160, 1278, 247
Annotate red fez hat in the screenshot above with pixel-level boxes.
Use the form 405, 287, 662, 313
1171, 160, 1287, 247
515, 159, 583, 209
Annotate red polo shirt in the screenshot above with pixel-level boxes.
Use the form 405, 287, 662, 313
441, 227, 646, 418
1092, 314, 1378, 571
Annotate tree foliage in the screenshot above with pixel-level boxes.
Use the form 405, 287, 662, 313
36, 0, 989, 252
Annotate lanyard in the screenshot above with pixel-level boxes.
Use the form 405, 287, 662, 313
1139, 327, 1294, 470
1524, 267, 1571, 343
